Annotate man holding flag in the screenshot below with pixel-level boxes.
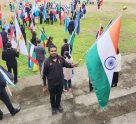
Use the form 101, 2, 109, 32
68, 17, 75, 35
42, 45, 78, 115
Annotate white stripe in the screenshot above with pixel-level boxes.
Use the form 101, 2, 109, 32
0, 69, 15, 87
30, 43, 35, 66
15, 16, 28, 55
97, 30, 116, 87
30, 43, 35, 57
11, 31, 17, 49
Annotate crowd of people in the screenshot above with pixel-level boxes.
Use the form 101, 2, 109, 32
0, 0, 87, 118
0, 0, 120, 120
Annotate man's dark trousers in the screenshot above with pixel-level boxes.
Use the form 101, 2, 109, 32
48, 83, 63, 109
7, 64, 17, 82
0, 87, 15, 114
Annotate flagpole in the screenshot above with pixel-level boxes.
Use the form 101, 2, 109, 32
103, 19, 113, 32
6, 85, 12, 97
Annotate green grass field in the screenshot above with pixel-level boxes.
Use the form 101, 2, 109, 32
0, 1, 136, 77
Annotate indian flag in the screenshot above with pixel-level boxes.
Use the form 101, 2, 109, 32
28, 43, 38, 72
86, 16, 122, 108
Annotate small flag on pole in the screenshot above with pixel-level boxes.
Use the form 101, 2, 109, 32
40, 29, 48, 48
28, 43, 38, 72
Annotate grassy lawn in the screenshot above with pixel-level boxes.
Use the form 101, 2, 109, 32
0, 1, 136, 77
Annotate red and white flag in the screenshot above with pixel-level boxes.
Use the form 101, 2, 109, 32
10, 29, 17, 49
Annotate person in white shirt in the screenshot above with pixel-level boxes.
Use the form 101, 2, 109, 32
63, 51, 73, 92
112, 49, 121, 87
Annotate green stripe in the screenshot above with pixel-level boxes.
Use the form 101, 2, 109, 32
40, 32, 48, 42
31, 51, 36, 71
86, 43, 110, 108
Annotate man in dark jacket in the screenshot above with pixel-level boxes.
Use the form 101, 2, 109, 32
0, 28, 8, 50
31, 31, 37, 46
0, 67, 20, 120
42, 45, 77, 115
68, 17, 75, 35
61, 38, 72, 56
49, 11, 54, 25
39, 10, 43, 24
46, 36, 54, 48
2, 42, 19, 83
34, 39, 46, 73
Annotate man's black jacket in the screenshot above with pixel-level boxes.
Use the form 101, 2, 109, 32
61, 43, 72, 56
42, 55, 73, 87
2, 48, 19, 67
